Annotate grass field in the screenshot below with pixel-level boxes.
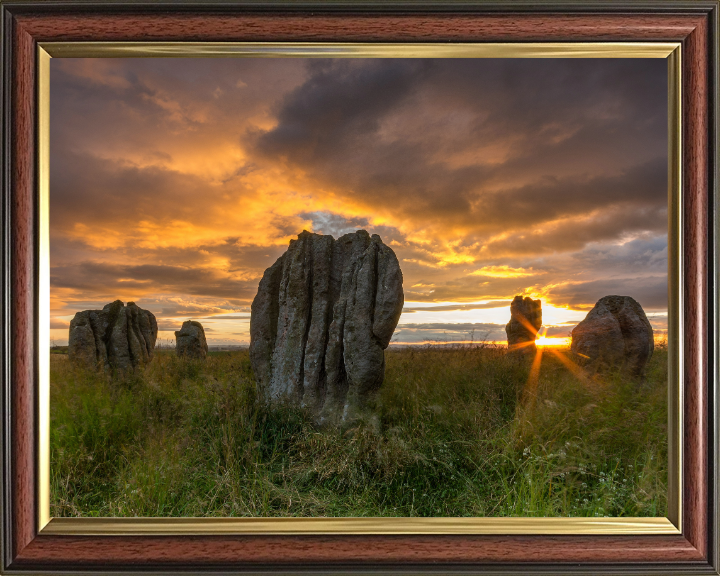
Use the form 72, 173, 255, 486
50, 343, 667, 517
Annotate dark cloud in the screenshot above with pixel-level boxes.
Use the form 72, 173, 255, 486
545, 326, 573, 338
196, 314, 250, 321
51, 262, 257, 301
569, 235, 668, 275
253, 58, 667, 252
50, 149, 229, 233
477, 159, 667, 233
545, 275, 667, 311
393, 322, 507, 343
482, 203, 667, 257
403, 275, 543, 303
157, 305, 235, 318
51, 57, 307, 162
50, 233, 288, 305
402, 301, 509, 314
397, 322, 504, 331
258, 59, 428, 163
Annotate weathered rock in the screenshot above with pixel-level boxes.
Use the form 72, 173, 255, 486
68, 300, 158, 373
250, 230, 404, 425
505, 296, 542, 352
175, 320, 208, 360
570, 295, 654, 376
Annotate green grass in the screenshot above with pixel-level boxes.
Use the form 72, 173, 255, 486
50, 343, 667, 517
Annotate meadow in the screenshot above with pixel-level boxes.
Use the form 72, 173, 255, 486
50, 343, 667, 517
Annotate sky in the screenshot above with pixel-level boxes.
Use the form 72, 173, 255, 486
49, 57, 668, 346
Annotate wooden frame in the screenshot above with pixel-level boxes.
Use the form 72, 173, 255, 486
1, 1, 717, 573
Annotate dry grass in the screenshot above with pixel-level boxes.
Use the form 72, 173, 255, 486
50, 343, 667, 517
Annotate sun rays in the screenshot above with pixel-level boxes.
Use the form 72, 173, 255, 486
49, 58, 669, 347
519, 325, 604, 412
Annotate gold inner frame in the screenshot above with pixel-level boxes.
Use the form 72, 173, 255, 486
37, 42, 683, 536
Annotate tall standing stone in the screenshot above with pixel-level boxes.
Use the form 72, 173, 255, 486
571, 295, 654, 377
250, 230, 404, 425
175, 320, 208, 360
68, 300, 158, 373
505, 296, 542, 352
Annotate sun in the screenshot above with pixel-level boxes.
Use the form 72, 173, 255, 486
536, 335, 571, 347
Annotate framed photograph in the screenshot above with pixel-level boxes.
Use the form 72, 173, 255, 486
1, 1, 718, 574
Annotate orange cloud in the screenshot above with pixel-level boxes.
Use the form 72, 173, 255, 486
470, 265, 538, 278
49, 58, 669, 345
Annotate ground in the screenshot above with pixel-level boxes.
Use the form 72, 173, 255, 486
50, 344, 667, 517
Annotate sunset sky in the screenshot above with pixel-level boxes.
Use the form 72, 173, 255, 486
50, 57, 668, 346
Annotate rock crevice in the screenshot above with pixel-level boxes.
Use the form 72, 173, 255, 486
68, 300, 158, 373
250, 230, 404, 425
571, 295, 654, 376
175, 320, 209, 360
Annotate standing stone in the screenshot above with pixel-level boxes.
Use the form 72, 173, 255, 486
505, 296, 542, 352
571, 295, 654, 377
68, 300, 158, 373
175, 320, 208, 360
250, 230, 404, 425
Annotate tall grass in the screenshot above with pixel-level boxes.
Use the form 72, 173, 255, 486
50, 344, 667, 517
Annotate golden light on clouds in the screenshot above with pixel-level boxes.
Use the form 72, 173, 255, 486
471, 265, 537, 278
49, 57, 669, 346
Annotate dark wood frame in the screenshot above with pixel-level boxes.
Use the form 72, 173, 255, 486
1, 1, 718, 573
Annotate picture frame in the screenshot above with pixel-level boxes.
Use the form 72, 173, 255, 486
1, 1, 718, 574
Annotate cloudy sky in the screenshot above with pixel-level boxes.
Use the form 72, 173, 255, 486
50, 57, 668, 346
